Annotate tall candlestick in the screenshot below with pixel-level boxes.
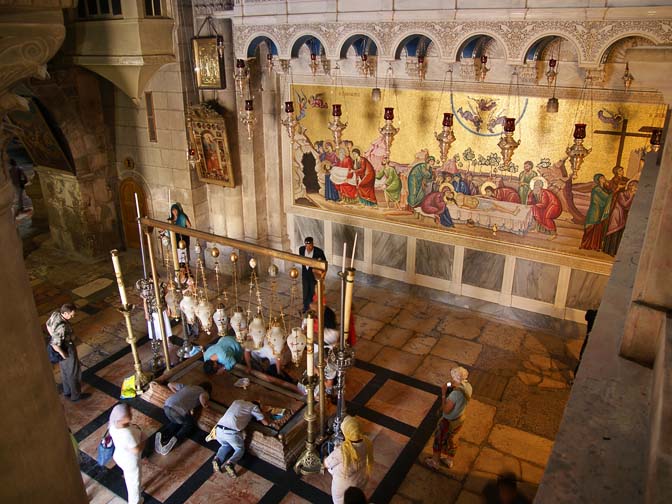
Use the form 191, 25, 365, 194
306, 313, 314, 376
350, 233, 358, 268
111, 249, 129, 306
342, 242, 346, 273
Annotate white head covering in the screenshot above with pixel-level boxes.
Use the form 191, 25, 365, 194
451, 366, 469, 383
109, 403, 131, 428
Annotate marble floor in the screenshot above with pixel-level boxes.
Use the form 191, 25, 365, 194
26, 235, 586, 503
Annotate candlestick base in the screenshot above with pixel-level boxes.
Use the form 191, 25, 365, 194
295, 372, 322, 475
118, 304, 153, 393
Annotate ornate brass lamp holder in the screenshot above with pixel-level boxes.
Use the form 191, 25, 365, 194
111, 249, 151, 393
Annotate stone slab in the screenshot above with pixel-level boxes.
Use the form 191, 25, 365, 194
412, 354, 458, 387
488, 424, 554, 467
479, 323, 525, 352
72, 277, 113, 298
371, 347, 423, 376
436, 313, 487, 340
374, 325, 414, 348
397, 464, 462, 503
473, 447, 522, 479
392, 310, 440, 334
402, 335, 438, 356
460, 399, 497, 446
431, 335, 483, 366
356, 315, 386, 340
523, 332, 568, 357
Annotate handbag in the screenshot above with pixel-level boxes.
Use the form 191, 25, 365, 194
96, 430, 115, 466
47, 343, 64, 364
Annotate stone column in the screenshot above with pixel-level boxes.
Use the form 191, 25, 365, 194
0, 4, 87, 501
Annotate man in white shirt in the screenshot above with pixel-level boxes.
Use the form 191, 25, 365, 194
212, 399, 269, 478
244, 342, 291, 379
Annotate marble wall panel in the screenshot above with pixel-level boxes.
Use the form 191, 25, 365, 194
415, 240, 453, 280
512, 259, 560, 304
293, 215, 324, 251
462, 249, 505, 291
373, 231, 407, 270
566, 269, 609, 310
332, 222, 364, 261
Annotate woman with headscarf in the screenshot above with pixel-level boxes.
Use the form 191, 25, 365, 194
169, 203, 192, 262
108, 403, 144, 504
425, 367, 472, 470
324, 415, 374, 504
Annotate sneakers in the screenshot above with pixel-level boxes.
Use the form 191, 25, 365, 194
155, 434, 178, 456
212, 458, 222, 473
223, 464, 237, 479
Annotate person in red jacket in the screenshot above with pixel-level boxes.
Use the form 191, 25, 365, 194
483, 184, 521, 204
352, 149, 377, 207
526, 178, 562, 239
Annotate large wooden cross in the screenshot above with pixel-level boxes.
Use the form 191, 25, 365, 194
594, 118, 650, 167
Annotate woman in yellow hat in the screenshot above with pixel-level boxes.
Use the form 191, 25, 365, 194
324, 416, 374, 504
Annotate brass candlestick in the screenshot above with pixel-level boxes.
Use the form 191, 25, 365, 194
145, 232, 171, 371
110, 249, 151, 392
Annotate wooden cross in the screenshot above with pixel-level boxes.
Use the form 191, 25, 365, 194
594, 118, 650, 167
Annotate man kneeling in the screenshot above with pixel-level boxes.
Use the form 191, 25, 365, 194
212, 399, 269, 478
155, 381, 212, 455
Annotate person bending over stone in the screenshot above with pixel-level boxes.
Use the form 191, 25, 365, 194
244, 341, 292, 381
212, 399, 270, 478
155, 381, 212, 455
203, 335, 244, 375
426, 366, 472, 470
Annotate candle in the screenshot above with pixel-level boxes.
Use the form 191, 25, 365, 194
342, 242, 346, 273
111, 249, 129, 307
306, 314, 314, 376
134, 192, 141, 219
351, 233, 358, 268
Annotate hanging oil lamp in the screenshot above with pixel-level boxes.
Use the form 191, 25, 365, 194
180, 293, 197, 324
358, 53, 373, 78
196, 298, 214, 334
188, 147, 198, 170
328, 103, 347, 147
435, 112, 456, 164
214, 303, 228, 335
417, 55, 426, 82
497, 118, 520, 167
310, 52, 319, 77
267, 53, 274, 74
566, 123, 592, 179
287, 327, 307, 366
266, 318, 287, 358
479, 55, 489, 82
234, 59, 249, 98
281, 101, 301, 143
379, 107, 399, 158
240, 99, 255, 141
546, 58, 558, 87
248, 313, 266, 349
623, 62, 634, 91
230, 307, 247, 343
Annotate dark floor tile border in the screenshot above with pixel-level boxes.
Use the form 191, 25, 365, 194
258, 484, 291, 504
73, 403, 117, 443
355, 359, 441, 396
346, 404, 416, 439
82, 336, 149, 377
350, 372, 388, 407
163, 458, 216, 504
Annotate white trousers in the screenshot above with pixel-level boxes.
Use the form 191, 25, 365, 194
119, 460, 142, 504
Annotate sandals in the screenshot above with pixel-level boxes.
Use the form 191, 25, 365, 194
424, 457, 440, 470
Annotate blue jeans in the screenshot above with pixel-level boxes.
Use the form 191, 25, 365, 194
215, 429, 245, 466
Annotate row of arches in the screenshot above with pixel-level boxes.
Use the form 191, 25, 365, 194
242, 29, 659, 67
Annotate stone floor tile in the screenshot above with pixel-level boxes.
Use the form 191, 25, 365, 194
184, 464, 273, 503
412, 354, 458, 387
473, 346, 522, 378
419, 437, 480, 482
435, 312, 487, 341
430, 335, 482, 366
371, 347, 423, 376
392, 310, 439, 334
356, 315, 386, 340
358, 302, 401, 322
478, 323, 525, 352
521, 460, 545, 485
366, 380, 436, 427
488, 424, 554, 467
344, 367, 375, 401
455, 489, 483, 504
373, 325, 414, 348
353, 338, 384, 362
389, 494, 415, 504
279, 493, 312, 504
565, 338, 584, 360
460, 399, 496, 446
473, 447, 522, 479
397, 464, 462, 503
402, 334, 438, 356
517, 371, 542, 386
523, 332, 568, 357
61, 387, 118, 433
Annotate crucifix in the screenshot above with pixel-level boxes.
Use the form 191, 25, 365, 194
594, 118, 650, 168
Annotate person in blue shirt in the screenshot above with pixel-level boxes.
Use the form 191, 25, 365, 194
203, 336, 244, 375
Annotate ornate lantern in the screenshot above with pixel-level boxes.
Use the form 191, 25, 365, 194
281, 101, 301, 143
248, 314, 266, 349
379, 107, 399, 158
214, 304, 228, 335
479, 55, 489, 82
546, 58, 558, 87
623, 62, 634, 92
240, 99, 256, 141
435, 113, 456, 164
287, 327, 307, 366
234, 59, 249, 98
266, 319, 287, 358
164, 283, 180, 319
497, 118, 520, 167
327, 104, 347, 147
188, 147, 198, 170
566, 123, 592, 179
230, 307, 247, 343
180, 293, 197, 324
196, 298, 214, 334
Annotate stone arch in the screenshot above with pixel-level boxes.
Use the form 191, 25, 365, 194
288, 32, 330, 59
453, 32, 509, 62
243, 33, 281, 59
336, 33, 382, 59
521, 33, 583, 65
597, 33, 658, 64
390, 30, 444, 60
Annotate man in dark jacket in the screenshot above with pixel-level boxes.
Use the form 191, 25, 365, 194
299, 237, 326, 312
8, 159, 27, 213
